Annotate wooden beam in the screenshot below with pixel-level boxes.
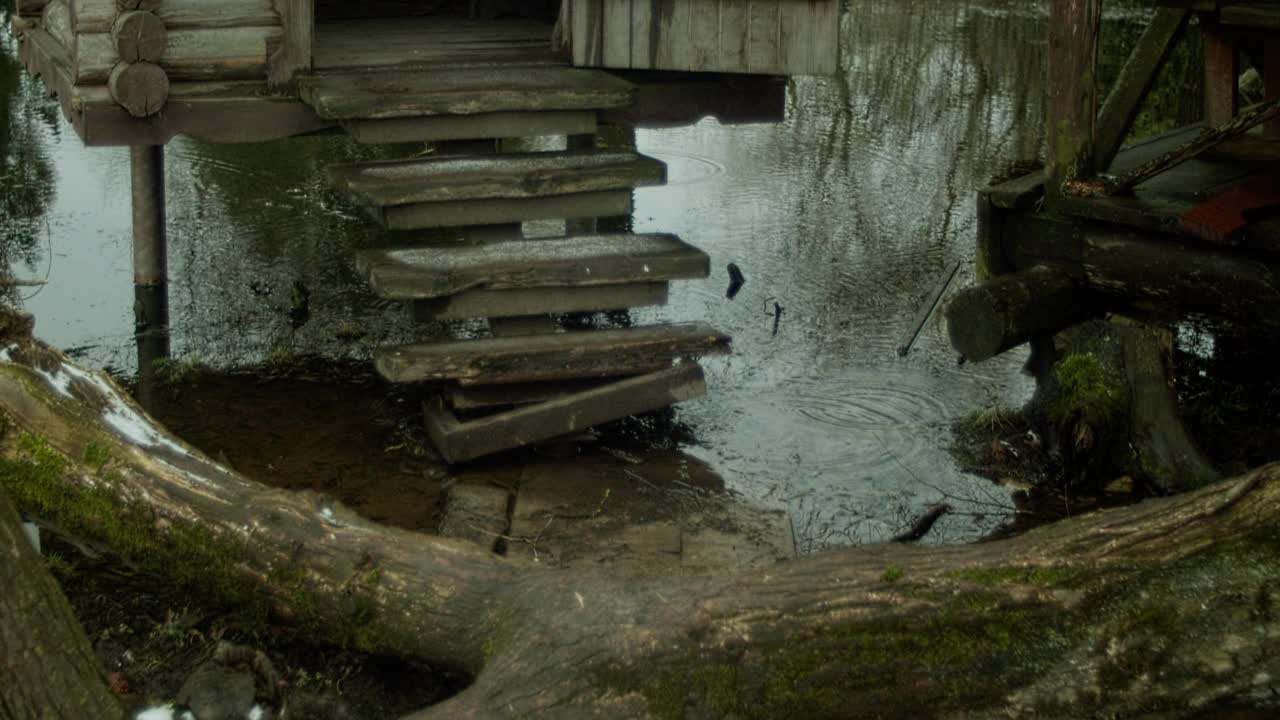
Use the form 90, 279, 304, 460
377, 191, 635, 232
1046, 0, 1103, 196
375, 323, 731, 385
1095, 8, 1190, 172
1203, 23, 1238, 125
424, 364, 706, 464
945, 265, 1102, 362
269, 0, 311, 89
412, 283, 669, 322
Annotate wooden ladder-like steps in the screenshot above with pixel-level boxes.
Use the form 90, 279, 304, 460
329, 149, 665, 230
375, 323, 731, 385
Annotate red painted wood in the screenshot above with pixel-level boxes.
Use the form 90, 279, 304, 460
1180, 170, 1280, 244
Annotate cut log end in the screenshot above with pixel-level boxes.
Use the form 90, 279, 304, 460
112, 11, 168, 65
946, 265, 1100, 362
108, 61, 170, 118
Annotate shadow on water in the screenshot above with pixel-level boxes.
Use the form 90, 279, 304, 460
1, 1, 1197, 552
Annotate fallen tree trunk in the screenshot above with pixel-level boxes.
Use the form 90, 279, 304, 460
2, 336, 1280, 719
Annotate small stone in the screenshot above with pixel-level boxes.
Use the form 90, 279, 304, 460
1104, 476, 1134, 495
177, 664, 256, 720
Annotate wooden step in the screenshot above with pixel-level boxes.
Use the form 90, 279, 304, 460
424, 364, 707, 463
331, 150, 665, 230
357, 234, 709, 299
342, 110, 597, 144
375, 323, 731, 385
331, 150, 665, 207
412, 283, 669, 322
300, 66, 635, 121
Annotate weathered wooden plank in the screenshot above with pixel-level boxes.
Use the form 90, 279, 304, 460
747, 0, 780, 74
423, 364, 707, 463
378, 191, 635, 231
1045, 0, 1102, 196
629, 0, 655, 68
76, 26, 282, 84
1220, 3, 1280, 30
359, 233, 707, 299
315, 17, 556, 71
343, 111, 597, 144
717, 0, 749, 71
446, 377, 626, 410
331, 150, 665, 208
1203, 24, 1238, 126
688, 0, 719, 71
602, 0, 632, 68
572, 0, 603, 65
301, 66, 634, 120
377, 323, 731, 384
413, 283, 669, 321
73, 0, 279, 33
1095, 8, 1190, 172
269, 0, 310, 88
657, 0, 693, 70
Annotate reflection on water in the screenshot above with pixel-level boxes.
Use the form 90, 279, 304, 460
1, 0, 1128, 549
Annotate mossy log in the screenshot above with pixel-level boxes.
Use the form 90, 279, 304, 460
3, 336, 1280, 718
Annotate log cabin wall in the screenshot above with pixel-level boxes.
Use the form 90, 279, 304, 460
567, 0, 840, 75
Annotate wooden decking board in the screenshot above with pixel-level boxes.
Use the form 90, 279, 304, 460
446, 377, 629, 411
300, 65, 635, 120
412, 283, 669, 321
342, 111, 597, 144
378, 190, 635, 231
358, 233, 707, 299
375, 323, 731, 384
331, 150, 665, 207
424, 364, 707, 463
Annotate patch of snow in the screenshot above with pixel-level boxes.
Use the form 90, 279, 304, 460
0, 344, 16, 362
247, 705, 266, 720
31, 363, 74, 399
22, 522, 40, 553
135, 706, 177, 720
58, 362, 190, 456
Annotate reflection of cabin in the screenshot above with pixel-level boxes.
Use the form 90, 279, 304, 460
9, 0, 841, 463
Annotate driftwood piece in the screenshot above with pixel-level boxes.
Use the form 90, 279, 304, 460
5, 336, 1280, 717
1105, 100, 1280, 195
112, 11, 167, 64
108, 61, 169, 118
376, 323, 732, 384
358, 233, 707, 300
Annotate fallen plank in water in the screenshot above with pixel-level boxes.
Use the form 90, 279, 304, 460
424, 364, 707, 463
330, 150, 666, 208
376, 323, 731, 384
358, 233, 709, 299
412, 283, 669, 321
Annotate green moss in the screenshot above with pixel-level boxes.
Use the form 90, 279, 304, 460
1051, 353, 1124, 425
612, 588, 1071, 719
952, 565, 1085, 588
881, 565, 904, 583
152, 356, 208, 386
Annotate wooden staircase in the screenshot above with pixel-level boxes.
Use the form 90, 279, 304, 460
302, 63, 730, 464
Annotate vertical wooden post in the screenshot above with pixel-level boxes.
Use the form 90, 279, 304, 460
1266, 33, 1280, 140
1203, 23, 1238, 126
1045, 0, 1103, 196
131, 145, 169, 410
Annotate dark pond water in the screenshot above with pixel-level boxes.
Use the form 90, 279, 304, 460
2, 1, 1178, 550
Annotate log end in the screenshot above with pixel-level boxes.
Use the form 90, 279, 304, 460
113, 11, 168, 65
108, 61, 170, 118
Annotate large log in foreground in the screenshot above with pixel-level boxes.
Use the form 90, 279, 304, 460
946, 265, 1102, 362
3, 334, 1280, 718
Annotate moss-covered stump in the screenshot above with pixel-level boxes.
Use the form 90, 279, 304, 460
3, 336, 1280, 718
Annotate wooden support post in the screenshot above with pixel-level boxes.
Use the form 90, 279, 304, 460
131, 145, 169, 410
1095, 8, 1190, 171
1203, 23, 1239, 126
1046, 0, 1103, 196
1266, 33, 1280, 139
945, 265, 1102, 362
